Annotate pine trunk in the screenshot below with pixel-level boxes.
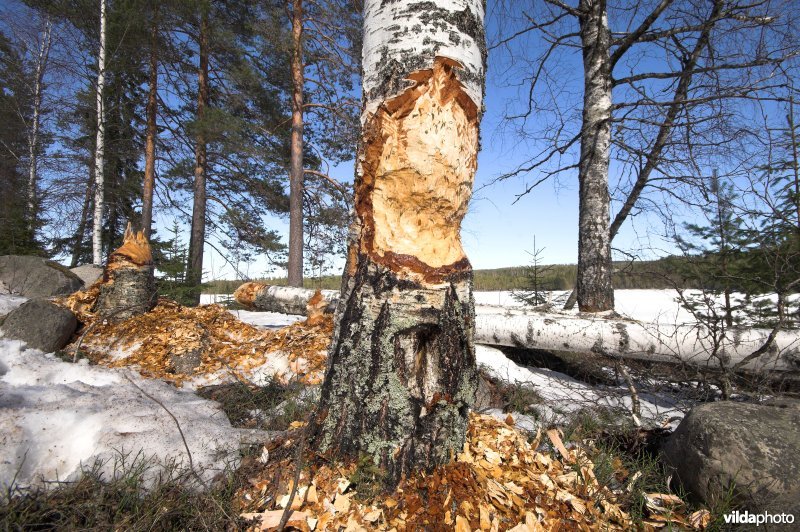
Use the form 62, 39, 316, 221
287, 0, 305, 287
91, 0, 107, 266
187, 8, 209, 304
312, 0, 486, 484
141, 5, 158, 239
576, 0, 614, 312
71, 175, 94, 267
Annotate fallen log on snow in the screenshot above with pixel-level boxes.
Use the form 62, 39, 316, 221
475, 313, 800, 373
233, 282, 338, 315
230, 284, 800, 372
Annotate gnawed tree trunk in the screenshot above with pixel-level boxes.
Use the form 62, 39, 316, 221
474, 311, 800, 373
94, 224, 157, 322
287, 0, 305, 287
576, 0, 614, 312
91, 0, 107, 266
141, 3, 159, 239
311, 0, 486, 484
186, 7, 209, 304
234, 281, 336, 315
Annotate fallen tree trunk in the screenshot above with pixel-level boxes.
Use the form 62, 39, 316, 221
233, 282, 338, 315
231, 284, 800, 372
475, 313, 800, 373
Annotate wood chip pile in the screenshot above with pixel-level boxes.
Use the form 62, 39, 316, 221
58, 294, 331, 386
238, 413, 709, 531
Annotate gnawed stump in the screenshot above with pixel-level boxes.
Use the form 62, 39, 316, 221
94, 223, 157, 322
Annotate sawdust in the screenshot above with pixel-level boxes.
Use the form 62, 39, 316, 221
61, 297, 331, 387
238, 413, 706, 531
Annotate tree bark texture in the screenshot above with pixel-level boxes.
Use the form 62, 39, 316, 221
312, 0, 486, 484
95, 224, 157, 322
141, 4, 159, 239
287, 0, 305, 287
27, 17, 51, 229
234, 281, 337, 315
91, 0, 107, 266
576, 0, 614, 312
187, 8, 209, 304
474, 311, 800, 373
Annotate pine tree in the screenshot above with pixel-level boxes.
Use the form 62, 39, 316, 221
513, 237, 556, 306
675, 171, 753, 327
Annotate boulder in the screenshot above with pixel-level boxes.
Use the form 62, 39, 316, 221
662, 400, 800, 514
0, 299, 78, 352
70, 264, 104, 287
0, 256, 83, 298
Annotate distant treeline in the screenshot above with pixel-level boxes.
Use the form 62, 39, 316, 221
204, 256, 696, 294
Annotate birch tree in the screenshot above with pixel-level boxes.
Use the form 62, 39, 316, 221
311, 0, 486, 483
91, 0, 107, 265
492, 0, 799, 312
25, 15, 51, 234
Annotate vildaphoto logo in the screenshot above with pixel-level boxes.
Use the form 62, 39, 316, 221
724, 510, 795, 526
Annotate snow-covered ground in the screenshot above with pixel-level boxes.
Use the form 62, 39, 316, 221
0, 337, 264, 490
476, 345, 688, 429
475, 289, 799, 326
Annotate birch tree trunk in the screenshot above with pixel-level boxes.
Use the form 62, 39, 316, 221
26, 17, 51, 231
187, 7, 209, 304
287, 0, 305, 287
312, 0, 486, 484
91, 0, 107, 266
576, 0, 614, 312
141, 4, 158, 239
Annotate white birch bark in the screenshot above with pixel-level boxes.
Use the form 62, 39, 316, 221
362, 0, 484, 120
576, 0, 614, 312
474, 312, 800, 373
26, 17, 51, 223
91, 0, 107, 266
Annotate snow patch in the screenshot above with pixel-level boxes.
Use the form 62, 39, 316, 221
0, 294, 29, 318
0, 339, 263, 489
476, 345, 686, 428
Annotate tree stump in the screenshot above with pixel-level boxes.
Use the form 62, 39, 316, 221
94, 224, 157, 322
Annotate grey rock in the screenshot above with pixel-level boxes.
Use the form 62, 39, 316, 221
662, 400, 800, 514
70, 264, 104, 287
170, 348, 203, 375
1, 299, 78, 352
0, 256, 83, 298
